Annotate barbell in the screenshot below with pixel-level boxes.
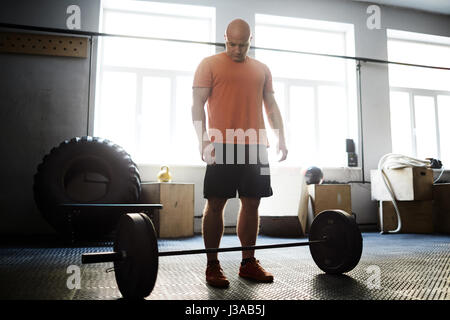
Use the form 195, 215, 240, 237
81, 209, 363, 299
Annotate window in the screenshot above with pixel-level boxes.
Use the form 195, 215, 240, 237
94, 0, 215, 165
255, 14, 358, 167
387, 30, 450, 164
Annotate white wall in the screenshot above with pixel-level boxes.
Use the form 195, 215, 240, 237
136, 0, 450, 232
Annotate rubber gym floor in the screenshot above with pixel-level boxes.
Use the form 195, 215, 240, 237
0, 232, 448, 300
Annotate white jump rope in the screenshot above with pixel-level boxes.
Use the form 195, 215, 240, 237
378, 153, 444, 233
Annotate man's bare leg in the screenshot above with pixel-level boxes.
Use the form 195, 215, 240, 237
237, 196, 273, 282
202, 197, 228, 262
237, 197, 260, 259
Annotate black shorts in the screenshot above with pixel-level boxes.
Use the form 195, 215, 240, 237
203, 143, 273, 199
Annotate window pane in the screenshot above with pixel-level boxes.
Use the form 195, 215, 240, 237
255, 15, 350, 82
317, 86, 347, 166
438, 95, 450, 165
414, 95, 438, 159
388, 65, 450, 92
388, 39, 450, 69
255, 20, 346, 55
102, 11, 215, 72
256, 51, 346, 82
102, 38, 212, 72
174, 75, 199, 164
389, 91, 413, 156
387, 39, 450, 91
96, 71, 137, 154
103, 10, 213, 42
288, 86, 316, 165
138, 77, 171, 163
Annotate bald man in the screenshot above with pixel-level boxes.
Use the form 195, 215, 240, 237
192, 19, 288, 288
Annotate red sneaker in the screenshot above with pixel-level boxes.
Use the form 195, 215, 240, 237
239, 258, 274, 283
206, 261, 230, 288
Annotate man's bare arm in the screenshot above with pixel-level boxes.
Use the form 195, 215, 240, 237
192, 87, 211, 160
263, 91, 288, 161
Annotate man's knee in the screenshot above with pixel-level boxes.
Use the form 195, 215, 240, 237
240, 197, 261, 211
205, 197, 228, 214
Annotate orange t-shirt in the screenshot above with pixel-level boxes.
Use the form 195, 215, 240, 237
193, 52, 274, 146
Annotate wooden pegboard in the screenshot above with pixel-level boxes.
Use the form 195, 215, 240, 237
0, 32, 88, 58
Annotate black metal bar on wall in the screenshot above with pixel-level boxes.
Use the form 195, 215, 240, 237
1, 22, 449, 71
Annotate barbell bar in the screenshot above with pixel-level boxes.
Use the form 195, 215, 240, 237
159, 239, 328, 256
81, 209, 363, 299
82, 239, 327, 263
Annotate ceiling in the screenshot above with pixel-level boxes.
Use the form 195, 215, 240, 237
350, 0, 450, 15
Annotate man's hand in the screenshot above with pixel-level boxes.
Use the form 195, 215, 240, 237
277, 139, 288, 162
200, 141, 216, 165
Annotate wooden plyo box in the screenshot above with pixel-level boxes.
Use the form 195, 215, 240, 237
259, 216, 304, 237
140, 182, 194, 238
432, 183, 450, 234
378, 200, 433, 234
307, 184, 352, 216
370, 168, 433, 201
261, 179, 311, 238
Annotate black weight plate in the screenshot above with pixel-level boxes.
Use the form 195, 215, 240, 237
340, 212, 363, 273
309, 210, 362, 274
114, 213, 159, 299
309, 210, 349, 274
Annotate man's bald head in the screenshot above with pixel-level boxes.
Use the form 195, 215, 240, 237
225, 19, 252, 41
224, 19, 252, 62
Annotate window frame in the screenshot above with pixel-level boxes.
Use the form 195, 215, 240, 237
387, 29, 450, 162
94, 1, 216, 165
271, 78, 349, 166
256, 14, 357, 167
390, 87, 450, 160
